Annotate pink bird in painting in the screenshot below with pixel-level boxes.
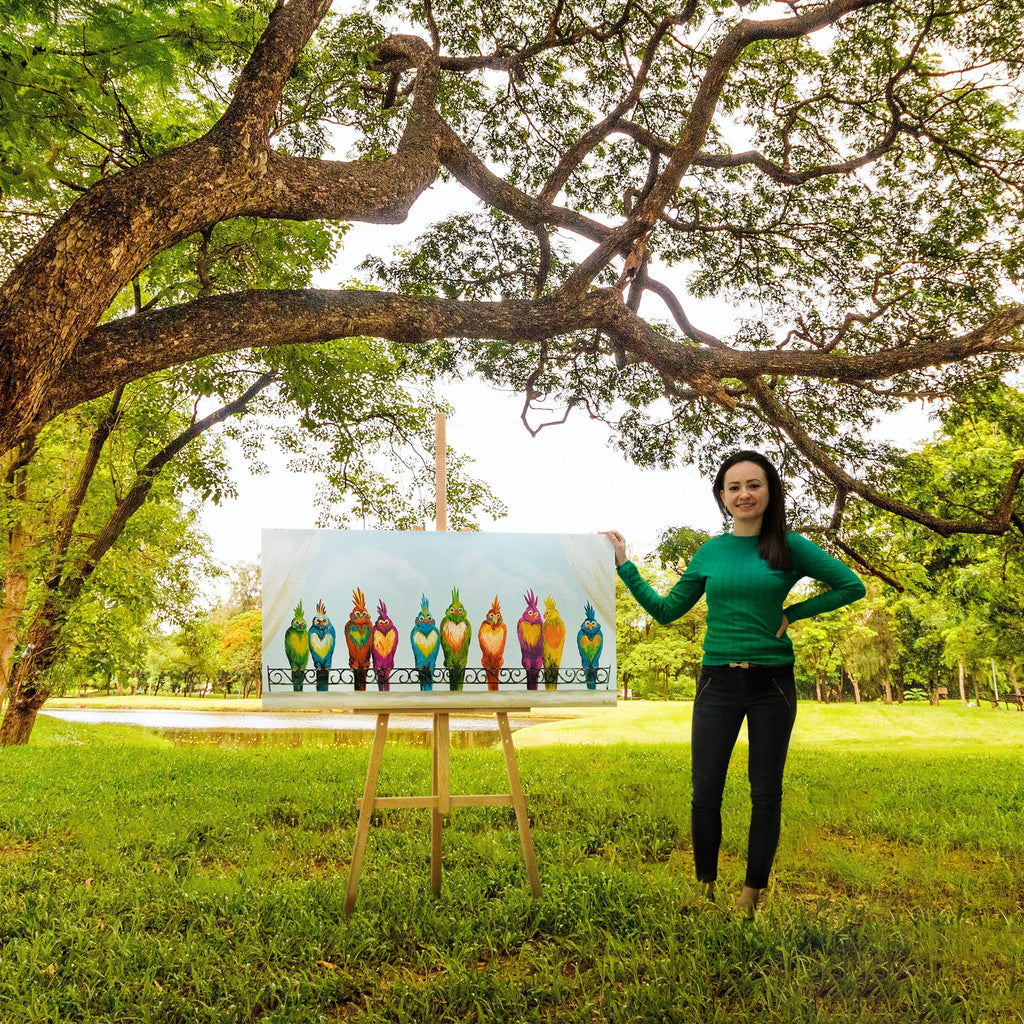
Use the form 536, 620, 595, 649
372, 600, 399, 691
517, 589, 544, 691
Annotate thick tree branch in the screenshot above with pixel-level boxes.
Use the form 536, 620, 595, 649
50, 289, 1024, 425
746, 375, 1024, 537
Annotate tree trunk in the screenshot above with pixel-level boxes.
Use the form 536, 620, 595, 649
1009, 663, 1022, 698
958, 660, 967, 706
815, 671, 823, 703
0, 565, 29, 705
0, 641, 52, 745
850, 671, 862, 704
0, 450, 34, 703
882, 676, 893, 704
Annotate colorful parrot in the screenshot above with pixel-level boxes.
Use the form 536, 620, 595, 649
440, 587, 471, 690
410, 594, 441, 690
284, 600, 309, 691
477, 595, 507, 691
371, 599, 399, 691
542, 594, 566, 691
308, 599, 336, 690
345, 588, 373, 691
577, 601, 604, 688
517, 589, 544, 690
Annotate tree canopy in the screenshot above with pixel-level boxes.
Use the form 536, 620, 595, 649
2, 0, 1024, 539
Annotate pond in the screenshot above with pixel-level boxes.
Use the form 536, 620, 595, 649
40, 708, 540, 749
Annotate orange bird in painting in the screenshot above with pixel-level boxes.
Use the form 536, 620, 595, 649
517, 589, 543, 690
345, 588, 373, 691
542, 594, 566, 691
477, 596, 507, 690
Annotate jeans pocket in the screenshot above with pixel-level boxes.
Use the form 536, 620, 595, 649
695, 672, 713, 706
771, 676, 793, 709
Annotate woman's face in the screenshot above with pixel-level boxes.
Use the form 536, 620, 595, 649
720, 461, 770, 525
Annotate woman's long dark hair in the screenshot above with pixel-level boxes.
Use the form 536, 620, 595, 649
712, 450, 792, 571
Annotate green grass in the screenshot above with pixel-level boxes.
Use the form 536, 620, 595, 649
0, 705, 1020, 1022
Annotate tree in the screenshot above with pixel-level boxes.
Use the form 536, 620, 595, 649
2, 0, 1024, 545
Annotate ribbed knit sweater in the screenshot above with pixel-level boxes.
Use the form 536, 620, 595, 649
617, 531, 866, 666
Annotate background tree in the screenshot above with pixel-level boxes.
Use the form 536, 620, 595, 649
1, 0, 1023, 553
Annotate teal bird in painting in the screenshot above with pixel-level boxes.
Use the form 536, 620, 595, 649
284, 600, 309, 690
309, 599, 336, 690
410, 594, 441, 691
577, 602, 604, 689
440, 587, 471, 691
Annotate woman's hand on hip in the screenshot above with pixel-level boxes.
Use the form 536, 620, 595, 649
775, 614, 790, 638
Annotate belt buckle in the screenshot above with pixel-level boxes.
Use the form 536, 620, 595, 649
729, 661, 752, 669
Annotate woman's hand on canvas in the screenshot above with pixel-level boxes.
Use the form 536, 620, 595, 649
776, 614, 789, 638
600, 530, 628, 568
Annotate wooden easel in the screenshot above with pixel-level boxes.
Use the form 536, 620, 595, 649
343, 415, 541, 914
343, 706, 542, 914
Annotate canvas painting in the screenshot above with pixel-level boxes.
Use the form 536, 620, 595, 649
262, 529, 616, 708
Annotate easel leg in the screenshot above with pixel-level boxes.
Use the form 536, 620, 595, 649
344, 712, 389, 915
496, 711, 542, 898
431, 712, 450, 896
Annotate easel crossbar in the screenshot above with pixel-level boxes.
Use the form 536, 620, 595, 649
356, 793, 529, 810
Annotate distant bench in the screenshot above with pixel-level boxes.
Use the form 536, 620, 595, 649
1001, 693, 1024, 711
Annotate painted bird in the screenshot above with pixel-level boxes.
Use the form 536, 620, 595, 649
477, 595, 507, 691
577, 602, 604, 689
308, 599, 336, 690
517, 589, 544, 691
440, 587, 471, 691
542, 594, 566, 691
284, 600, 309, 690
371, 599, 399, 691
410, 594, 441, 690
345, 588, 373, 691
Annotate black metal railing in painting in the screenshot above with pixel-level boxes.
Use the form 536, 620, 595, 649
266, 665, 612, 692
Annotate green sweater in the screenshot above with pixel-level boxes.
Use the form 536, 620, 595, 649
617, 532, 866, 666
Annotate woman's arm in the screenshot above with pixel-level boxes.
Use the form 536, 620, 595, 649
783, 534, 866, 623
615, 552, 708, 626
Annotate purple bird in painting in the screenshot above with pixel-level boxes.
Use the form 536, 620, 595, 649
372, 600, 399, 691
517, 589, 544, 690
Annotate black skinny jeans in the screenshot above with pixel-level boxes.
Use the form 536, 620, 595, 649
691, 663, 797, 889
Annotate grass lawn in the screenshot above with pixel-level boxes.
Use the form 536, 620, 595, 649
0, 702, 1020, 1022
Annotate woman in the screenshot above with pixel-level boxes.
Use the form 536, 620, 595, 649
603, 450, 865, 917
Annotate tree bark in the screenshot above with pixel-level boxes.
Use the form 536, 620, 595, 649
0, 621, 55, 745
0, 452, 32, 703
958, 660, 967, 706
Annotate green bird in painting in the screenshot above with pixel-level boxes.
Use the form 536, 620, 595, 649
440, 587, 471, 691
284, 600, 310, 690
